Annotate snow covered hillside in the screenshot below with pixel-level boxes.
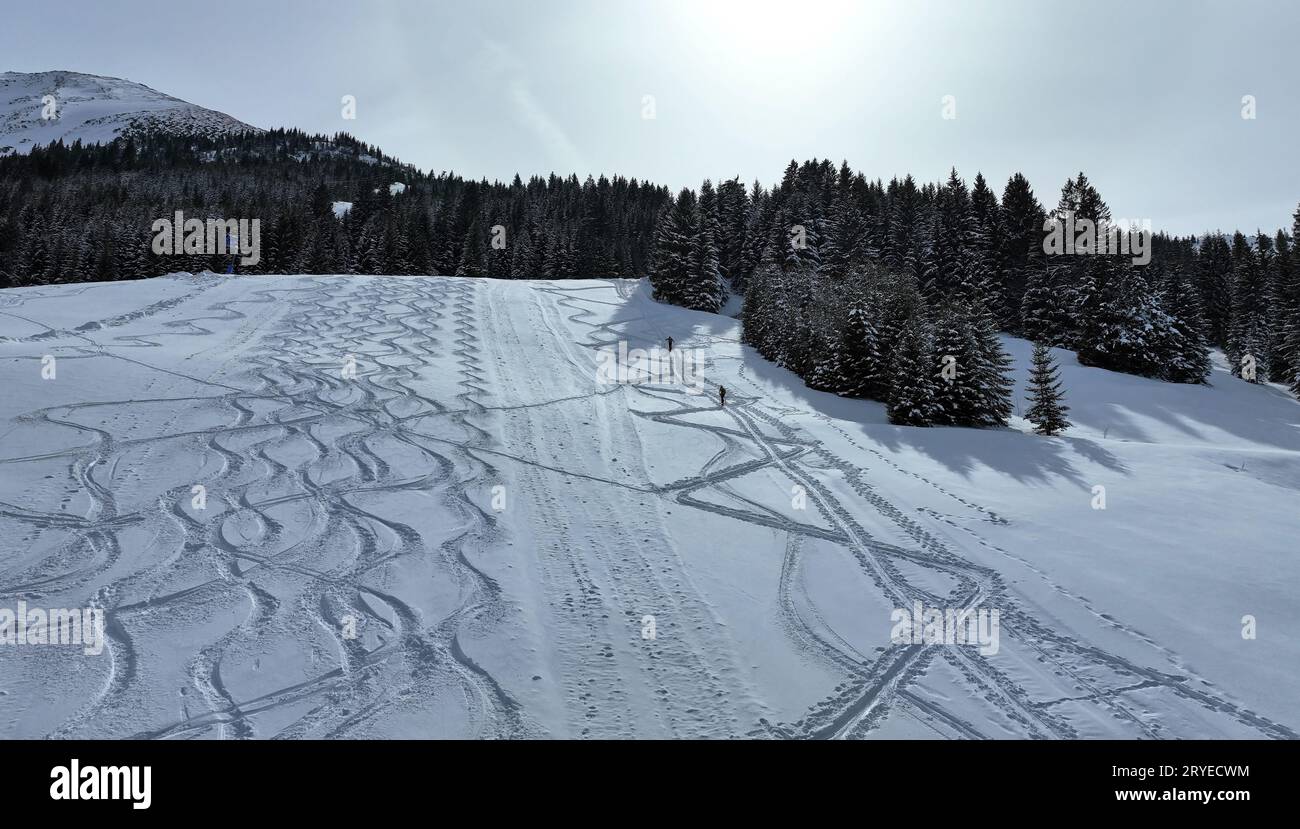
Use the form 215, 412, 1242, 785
0, 273, 1297, 739
0, 71, 261, 155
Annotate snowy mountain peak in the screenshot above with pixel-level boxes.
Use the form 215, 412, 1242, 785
0, 70, 262, 155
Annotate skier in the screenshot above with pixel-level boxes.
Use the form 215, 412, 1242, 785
718, 385, 727, 408
666, 336, 674, 352
224, 230, 236, 274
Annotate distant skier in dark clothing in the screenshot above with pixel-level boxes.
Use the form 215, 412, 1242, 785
666, 336, 674, 352
718, 386, 727, 407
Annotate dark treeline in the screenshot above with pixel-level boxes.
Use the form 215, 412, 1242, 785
0, 129, 670, 287
649, 159, 1300, 423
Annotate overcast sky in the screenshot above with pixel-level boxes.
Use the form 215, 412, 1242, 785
3, 0, 1297, 236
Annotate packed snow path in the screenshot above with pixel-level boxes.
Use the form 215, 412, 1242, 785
1, 274, 1297, 739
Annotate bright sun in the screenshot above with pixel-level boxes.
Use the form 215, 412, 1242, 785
685, 0, 866, 55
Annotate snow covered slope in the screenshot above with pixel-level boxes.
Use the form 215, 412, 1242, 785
0, 71, 261, 155
0, 274, 1297, 739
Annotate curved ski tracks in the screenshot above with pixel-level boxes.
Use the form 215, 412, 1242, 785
2, 274, 1294, 740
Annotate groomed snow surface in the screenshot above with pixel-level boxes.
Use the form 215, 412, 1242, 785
0, 273, 1297, 739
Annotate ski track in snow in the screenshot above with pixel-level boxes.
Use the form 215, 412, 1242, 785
0, 273, 1295, 740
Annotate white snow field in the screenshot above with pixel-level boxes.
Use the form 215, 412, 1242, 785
0, 273, 1297, 739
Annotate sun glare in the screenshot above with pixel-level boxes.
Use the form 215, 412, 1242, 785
683, 0, 867, 56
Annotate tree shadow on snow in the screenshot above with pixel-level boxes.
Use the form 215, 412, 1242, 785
863, 422, 1129, 488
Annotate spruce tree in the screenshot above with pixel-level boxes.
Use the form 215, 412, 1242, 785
1159, 265, 1212, 383
1266, 230, 1297, 387
1228, 232, 1271, 381
887, 314, 938, 426
510, 220, 539, 279
921, 168, 974, 302
781, 211, 824, 274
455, 212, 485, 276
998, 173, 1045, 332
649, 189, 696, 304
1025, 343, 1072, 436
1077, 258, 1167, 378
740, 264, 775, 355
681, 180, 726, 312
716, 177, 749, 285
737, 180, 769, 283
971, 306, 1016, 426
884, 175, 923, 281
929, 300, 1014, 427
1019, 263, 1076, 347
776, 266, 816, 374
928, 301, 982, 425
1288, 205, 1300, 396
835, 278, 887, 398
968, 172, 1003, 317
806, 304, 844, 392
1196, 234, 1234, 347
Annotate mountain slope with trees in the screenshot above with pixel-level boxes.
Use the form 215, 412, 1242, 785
3, 131, 1297, 413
